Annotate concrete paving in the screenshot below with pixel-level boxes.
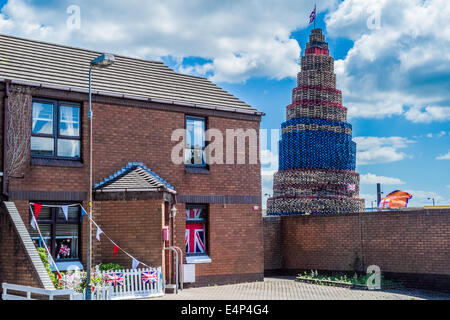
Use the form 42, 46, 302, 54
153, 277, 450, 300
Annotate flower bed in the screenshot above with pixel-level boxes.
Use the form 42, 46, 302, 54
296, 270, 403, 290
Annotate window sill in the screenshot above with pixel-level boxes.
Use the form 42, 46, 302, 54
50, 260, 84, 272
185, 167, 210, 174
31, 158, 84, 168
186, 255, 212, 264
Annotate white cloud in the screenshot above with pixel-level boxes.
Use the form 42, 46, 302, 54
436, 151, 450, 160
360, 173, 405, 185
0, 0, 337, 83
354, 136, 415, 165
326, 0, 450, 122
404, 106, 450, 124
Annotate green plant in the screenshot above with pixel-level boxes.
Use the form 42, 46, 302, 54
296, 270, 403, 289
37, 247, 64, 289
98, 263, 125, 272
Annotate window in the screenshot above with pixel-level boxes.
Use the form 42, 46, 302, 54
185, 205, 207, 255
185, 116, 206, 166
31, 99, 81, 159
29, 204, 80, 261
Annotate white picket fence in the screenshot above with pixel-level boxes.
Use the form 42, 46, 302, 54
93, 267, 163, 300
2, 283, 80, 300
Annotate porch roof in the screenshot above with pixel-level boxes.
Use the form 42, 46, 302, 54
94, 162, 176, 194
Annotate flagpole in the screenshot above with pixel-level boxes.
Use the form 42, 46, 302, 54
314, 4, 316, 29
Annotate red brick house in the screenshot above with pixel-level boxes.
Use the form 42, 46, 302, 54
0, 34, 264, 290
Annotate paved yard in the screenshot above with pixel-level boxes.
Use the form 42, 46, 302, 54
154, 277, 450, 300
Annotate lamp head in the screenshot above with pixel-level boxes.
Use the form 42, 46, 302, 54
90, 53, 115, 69
171, 206, 177, 218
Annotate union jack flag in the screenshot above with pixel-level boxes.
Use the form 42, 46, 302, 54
141, 271, 158, 284
309, 7, 316, 25
107, 272, 124, 286
58, 244, 71, 257
347, 184, 356, 192
186, 208, 203, 220
186, 223, 205, 254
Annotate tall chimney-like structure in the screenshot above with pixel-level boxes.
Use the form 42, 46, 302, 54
267, 28, 365, 215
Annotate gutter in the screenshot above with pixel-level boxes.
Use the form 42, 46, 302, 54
95, 187, 177, 194
0, 78, 265, 117
2, 79, 10, 197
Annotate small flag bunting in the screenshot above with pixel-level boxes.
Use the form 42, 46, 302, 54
80, 207, 87, 222
29, 203, 148, 272
113, 244, 120, 257
96, 226, 103, 241
61, 205, 69, 221
34, 204, 43, 219
132, 258, 140, 270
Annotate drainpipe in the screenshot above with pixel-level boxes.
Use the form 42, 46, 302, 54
2, 80, 10, 197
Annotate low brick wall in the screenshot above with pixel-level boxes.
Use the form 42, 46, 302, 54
263, 209, 450, 292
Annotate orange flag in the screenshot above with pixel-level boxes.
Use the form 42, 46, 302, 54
379, 190, 413, 208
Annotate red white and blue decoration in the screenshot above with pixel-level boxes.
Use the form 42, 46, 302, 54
309, 7, 316, 25
141, 270, 158, 284
186, 208, 202, 220
107, 272, 124, 286
58, 244, 71, 258
185, 223, 205, 254
29, 202, 152, 278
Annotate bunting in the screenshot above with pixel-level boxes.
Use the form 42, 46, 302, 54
29, 203, 151, 277
80, 207, 87, 222
132, 258, 140, 270
96, 226, 103, 241
61, 205, 69, 221
113, 244, 120, 257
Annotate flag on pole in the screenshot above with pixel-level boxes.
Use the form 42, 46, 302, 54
113, 244, 120, 257
309, 7, 316, 25
61, 205, 69, 221
96, 226, 103, 241
132, 258, 140, 270
80, 207, 87, 222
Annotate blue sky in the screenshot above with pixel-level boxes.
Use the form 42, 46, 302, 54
1, 0, 449, 207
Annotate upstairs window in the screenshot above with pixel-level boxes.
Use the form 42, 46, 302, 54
31, 99, 81, 159
185, 116, 206, 166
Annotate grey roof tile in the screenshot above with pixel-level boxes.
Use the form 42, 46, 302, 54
94, 162, 175, 193
0, 34, 261, 114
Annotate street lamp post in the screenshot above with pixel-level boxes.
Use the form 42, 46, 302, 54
427, 197, 435, 206
86, 54, 115, 300
371, 200, 377, 211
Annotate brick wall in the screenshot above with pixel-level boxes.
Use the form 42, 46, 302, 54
174, 203, 264, 286
0, 206, 42, 292
263, 216, 282, 271
263, 209, 450, 291
92, 200, 164, 269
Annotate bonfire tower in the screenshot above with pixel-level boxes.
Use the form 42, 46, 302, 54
267, 28, 365, 215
